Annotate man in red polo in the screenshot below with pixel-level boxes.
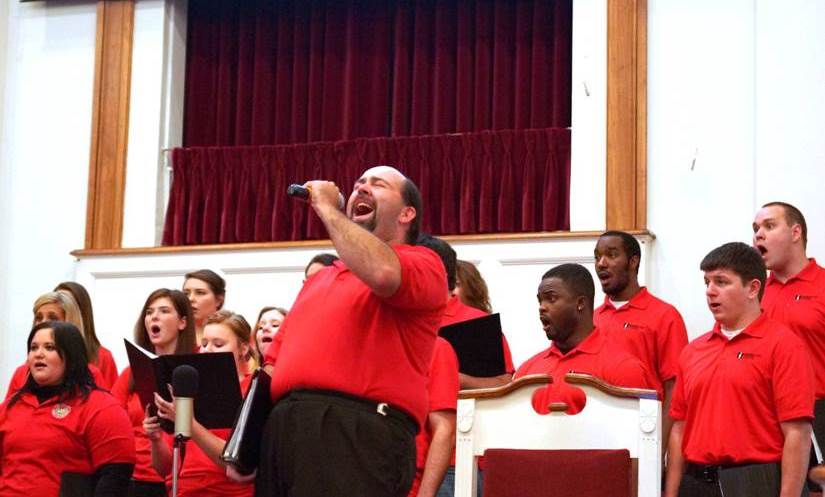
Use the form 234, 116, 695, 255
753, 201, 825, 457
514, 263, 657, 414
593, 231, 688, 451
252, 166, 447, 497
665, 242, 813, 497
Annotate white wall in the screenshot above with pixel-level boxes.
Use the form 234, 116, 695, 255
75, 235, 651, 370
647, 0, 825, 338
0, 1, 97, 389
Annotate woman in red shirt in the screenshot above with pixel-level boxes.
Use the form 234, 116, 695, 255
0, 321, 135, 497
110, 289, 197, 497
145, 309, 254, 497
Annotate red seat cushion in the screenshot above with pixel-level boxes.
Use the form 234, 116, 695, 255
482, 449, 631, 497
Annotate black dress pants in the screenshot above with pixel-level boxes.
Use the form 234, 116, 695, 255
255, 390, 417, 497
679, 462, 809, 497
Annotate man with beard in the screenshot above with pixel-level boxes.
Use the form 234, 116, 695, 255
514, 263, 656, 414
593, 231, 688, 454
753, 202, 825, 461
252, 166, 447, 497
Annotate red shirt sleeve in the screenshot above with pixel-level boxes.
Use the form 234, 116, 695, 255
110, 368, 131, 407
669, 357, 687, 421
5, 365, 28, 401
84, 394, 137, 468
655, 309, 689, 383
428, 339, 459, 412
771, 335, 815, 422
95, 347, 119, 389
384, 246, 447, 312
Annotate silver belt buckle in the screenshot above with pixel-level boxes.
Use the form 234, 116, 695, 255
376, 402, 389, 416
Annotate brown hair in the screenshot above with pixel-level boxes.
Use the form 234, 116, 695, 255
134, 289, 197, 355
206, 309, 252, 361
184, 269, 226, 309
55, 282, 102, 364
455, 260, 492, 313
762, 201, 808, 248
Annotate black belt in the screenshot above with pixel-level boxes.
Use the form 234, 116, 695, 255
287, 389, 419, 435
684, 461, 778, 483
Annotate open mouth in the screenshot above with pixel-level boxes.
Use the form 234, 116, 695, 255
150, 324, 161, 336
709, 302, 722, 312
756, 244, 767, 255
353, 201, 374, 217
597, 271, 611, 283
261, 336, 273, 344
33, 362, 47, 369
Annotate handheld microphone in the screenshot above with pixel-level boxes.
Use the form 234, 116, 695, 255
172, 365, 199, 440
287, 183, 345, 209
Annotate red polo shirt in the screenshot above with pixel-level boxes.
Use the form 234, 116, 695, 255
441, 296, 515, 373
0, 389, 136, 497
761, 258, 825, 398
514, 327, 657, 414
264, 244, 447, 429
670, 314, 814, 465
95, 346, 119, 389
111, 367, 164, 483
594, 287, 688, 392
409, 338, 459, 497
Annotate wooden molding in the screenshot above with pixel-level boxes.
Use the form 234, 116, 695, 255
564, 372, 658, 400
85, 0, 135, 249
71, 230, 655, 258
458, 374, 551, 400
606, 0, 647, 230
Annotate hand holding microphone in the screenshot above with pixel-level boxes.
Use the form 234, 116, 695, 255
287, 181, 345, 210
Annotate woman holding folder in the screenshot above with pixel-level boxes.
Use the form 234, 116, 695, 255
111, 289, 197, 497
0, 321, 135, 496
144, 309, 254, 497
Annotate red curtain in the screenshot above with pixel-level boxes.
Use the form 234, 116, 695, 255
183, 0, 572, 146
162, 128, 570, 245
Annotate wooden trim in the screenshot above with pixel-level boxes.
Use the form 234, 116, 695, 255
458, 374, 551, 400
85, 0, 135, 249
71, 230, 656, 258
606, 0, 647, 230
564, 372, 658, 400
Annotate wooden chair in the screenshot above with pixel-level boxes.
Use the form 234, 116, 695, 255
455, 373, 661, 497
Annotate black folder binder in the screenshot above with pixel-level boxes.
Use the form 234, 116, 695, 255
221, 368, 273, 474
438, 313, 506, 377
124, 339, 243, 431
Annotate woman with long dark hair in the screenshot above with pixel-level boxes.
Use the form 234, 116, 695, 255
110, 289, 197, 497
0, 321, 135, 496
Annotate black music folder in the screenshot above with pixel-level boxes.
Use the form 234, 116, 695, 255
221, 368, 272, 474
438, 313, 506, 377
124, 339, 243, 431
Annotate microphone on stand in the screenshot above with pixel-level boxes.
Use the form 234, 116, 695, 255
287, 183, 345, 210
171, 365, 198, 497
172, 365, 199, 440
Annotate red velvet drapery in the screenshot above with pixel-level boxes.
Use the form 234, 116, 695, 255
183, 0, 572, 145
162, 128, 570, 245
166, 0, 572, 245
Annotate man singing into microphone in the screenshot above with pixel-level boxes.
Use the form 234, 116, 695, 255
253, 166, 447, 497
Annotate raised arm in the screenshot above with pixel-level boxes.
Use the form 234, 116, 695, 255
306, 180, 402, 298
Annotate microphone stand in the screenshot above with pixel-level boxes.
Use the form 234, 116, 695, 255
172, 434, 188, 497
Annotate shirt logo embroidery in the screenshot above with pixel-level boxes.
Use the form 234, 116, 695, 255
736, 352, 756, 360
52, 403, 71, 419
